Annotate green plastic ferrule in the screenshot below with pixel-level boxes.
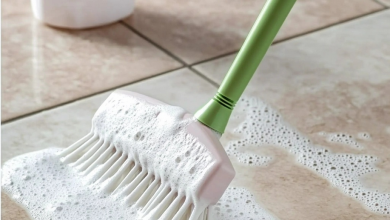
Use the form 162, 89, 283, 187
195, 0, 296, 134
194, 93, 235, 134
213, 92, 235, 110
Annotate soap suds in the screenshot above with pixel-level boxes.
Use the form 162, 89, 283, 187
209, 187, 276, 220
5, 91, 387, 218
4, 92, 272, 220
225, 142, 272, 166
2, 148, 140, 220
319, 132, 365, 149
2, 149, 275, 220
61, 92, 218, 219
2, 91, 219, 220
357, 132, 371, 140
227, 96, 390, 215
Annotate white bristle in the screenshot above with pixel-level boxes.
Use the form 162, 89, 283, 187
83, 143, 113, 175
101, 157, 131, 193
99, 154, 127, 184
59, 129, 208, 220
173, 197, 192, 220
160, 193, 183, 219
146, 189, 176, 219
124, 173, 153, 205
143, 185, 170, 214
136, 177, 160, 207
97, 151, 122, 179
114, 163, 140, 192
57, 131, 94, 157
121, 170, 148, 197
73, 139, 104, 168
61, 134, 98, 163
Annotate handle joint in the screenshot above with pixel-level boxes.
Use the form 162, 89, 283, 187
213, 92, 235, 110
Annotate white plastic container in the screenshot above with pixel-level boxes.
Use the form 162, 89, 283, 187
31, 0, 134, 29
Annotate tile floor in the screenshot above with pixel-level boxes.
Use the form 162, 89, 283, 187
124, 0, 383, 63
1, 0, 182, 121
377, 0, 390, 7
2, 0, 390, 219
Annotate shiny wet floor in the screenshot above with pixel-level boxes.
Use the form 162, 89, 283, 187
2, 0, 390, 219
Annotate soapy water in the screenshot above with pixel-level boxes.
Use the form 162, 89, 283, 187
2, 149, 275, 220
2, 149, 140, 220
226, 96, 390, 215
3, 93, 388, 219
209, 187, 276, 220
2, 92, 276, 220
319, 132, 365, 149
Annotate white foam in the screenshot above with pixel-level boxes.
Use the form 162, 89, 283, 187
226, 96, 390, 215
319, 132, 364, 149
357, 132, 371, 140
2, 148, 140, 220
1, 92, 279, 219
68, 92, 217, 219
2, 149, 275, 220
209, 187, 276, 220
3, 92, 218, 220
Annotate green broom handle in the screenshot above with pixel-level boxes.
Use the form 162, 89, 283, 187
195, 0, 296, 133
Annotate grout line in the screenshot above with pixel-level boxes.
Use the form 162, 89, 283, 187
120, 21, 226, 90
1, 66, 184, 125
187, 8, 388, 88
119, 21, 223, 89
373, 0, 389, 8
4, 8, 387, 125
272, 7, 388, 45
119, 21, 239, 85
189, 67, 219, 88
120, 21, 238, 68
119, 21, 187, 66
189, 7, 387, 68
190, 50, 239, 67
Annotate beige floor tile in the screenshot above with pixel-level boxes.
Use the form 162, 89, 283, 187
377, 0, 390, 6
1, 193, 30, 220
1, 68, 216, 163
194, 10, 390, 219
124, 0, 383, 64
3, 11, 390, 218
1, 0, 182, 122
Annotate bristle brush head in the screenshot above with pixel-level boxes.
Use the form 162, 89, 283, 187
59, 90, 235, 220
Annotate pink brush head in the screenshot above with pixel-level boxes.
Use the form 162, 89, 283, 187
59, 90, 235, 220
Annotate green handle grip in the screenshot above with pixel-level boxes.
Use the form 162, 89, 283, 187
195, 0, 296, 133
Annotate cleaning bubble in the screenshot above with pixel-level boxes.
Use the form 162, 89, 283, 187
209, 187, 276, 220
2, 148, 275, 220
357, 132, 371, 140
226, 96, 390, 215
3, 148, 142, 220
320, 132, 365, 149
2, 92, 234, 220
